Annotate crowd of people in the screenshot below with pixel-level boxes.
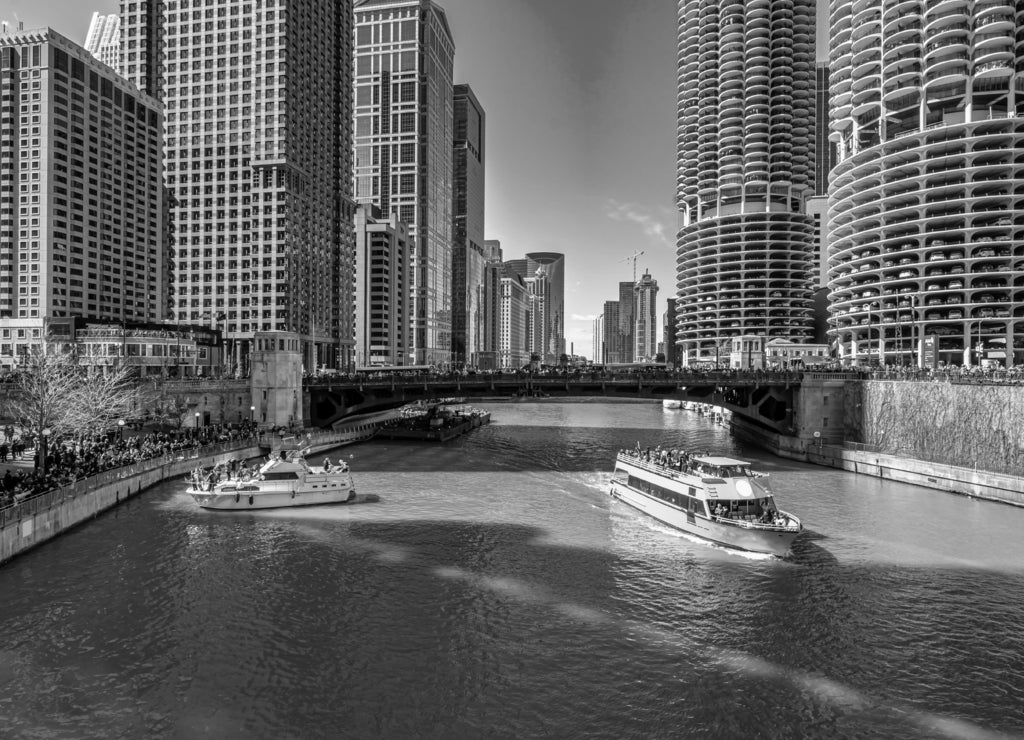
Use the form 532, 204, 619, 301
0, 421, 261, 509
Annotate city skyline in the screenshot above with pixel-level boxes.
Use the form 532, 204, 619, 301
5, 0, 681, 360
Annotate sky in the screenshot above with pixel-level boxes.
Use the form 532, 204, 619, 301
0, 1, 837, 361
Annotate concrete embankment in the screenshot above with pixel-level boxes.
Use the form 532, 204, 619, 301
731, 417, 1024, 507
0, 443, 265, 567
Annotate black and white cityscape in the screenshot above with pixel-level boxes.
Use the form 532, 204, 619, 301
1, 2, 1023, 739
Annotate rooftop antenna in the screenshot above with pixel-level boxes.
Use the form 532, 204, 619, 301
618, 249, 645, 285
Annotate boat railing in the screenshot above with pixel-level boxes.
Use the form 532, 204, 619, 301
616, 452, 692, 480
616, 451, 766, 480
710, 511, 801, 532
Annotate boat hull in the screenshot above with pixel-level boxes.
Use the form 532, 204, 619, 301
609, 480, 799, 557
189, 476, 358, 510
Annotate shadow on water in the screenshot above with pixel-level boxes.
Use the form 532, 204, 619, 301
0, 508, 1022, 739
786, 529, 839, 565
322, 519, 1018, 740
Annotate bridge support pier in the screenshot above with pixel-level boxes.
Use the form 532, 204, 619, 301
789, 376, 849, 447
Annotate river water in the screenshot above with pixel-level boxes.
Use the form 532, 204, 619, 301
1, 401, 1022, 739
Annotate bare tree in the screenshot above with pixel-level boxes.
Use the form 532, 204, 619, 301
72, 365, 139, 432
2, 346, 139, 438
139, 384, 191, 429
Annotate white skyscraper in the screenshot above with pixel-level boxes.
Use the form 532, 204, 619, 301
84, 12, 120, 69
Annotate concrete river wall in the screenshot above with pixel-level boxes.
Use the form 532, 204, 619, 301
732, 410, 1024, 508
0, 441, 266, 567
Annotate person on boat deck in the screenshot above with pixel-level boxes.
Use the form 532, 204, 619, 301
323, 457, 332, 472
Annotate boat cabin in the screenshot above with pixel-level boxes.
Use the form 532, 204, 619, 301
690, 456, 754, 479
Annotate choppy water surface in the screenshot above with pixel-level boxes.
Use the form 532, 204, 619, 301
1, 401, 1023, 739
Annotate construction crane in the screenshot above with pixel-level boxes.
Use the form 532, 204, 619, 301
619, 250, 645, 285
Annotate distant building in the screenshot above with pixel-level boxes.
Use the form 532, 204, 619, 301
663, 297, 678, 367
633, 271, 659, 362
0, 28, 164, 369
503, 253, 565, 364
452, 83, 486, 368
498, 267, 529, 369
477, 239, 503, 370
47, 318, 222, 377
617, 281, 635, 363
593, 313, 604, 366
354, 205, 411, 367
602, 300, 625, 364
84, 13, 120, 69
727, 336, 830, 370
353, 0, 456, 365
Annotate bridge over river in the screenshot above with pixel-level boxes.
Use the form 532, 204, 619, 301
303, 371, 857, 445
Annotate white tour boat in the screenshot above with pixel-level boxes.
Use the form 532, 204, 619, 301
188, 445, 365, 510
610, 448, 802, 556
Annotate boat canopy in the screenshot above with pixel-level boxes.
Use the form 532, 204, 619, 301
692, 456, 750, 467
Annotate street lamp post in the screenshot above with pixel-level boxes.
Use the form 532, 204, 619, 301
40, 427, 51, 478
250, 405, 255, 425
194, 412, 201, 439
118, 418, 125, 443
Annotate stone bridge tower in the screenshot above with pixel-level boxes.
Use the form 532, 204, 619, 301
249, 332, 303, 429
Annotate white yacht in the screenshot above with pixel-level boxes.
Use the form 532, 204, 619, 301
610, 449, 801, 556
188, 445, 363, 510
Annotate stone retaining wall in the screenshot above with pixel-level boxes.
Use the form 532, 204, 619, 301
731, 416, 1024, 507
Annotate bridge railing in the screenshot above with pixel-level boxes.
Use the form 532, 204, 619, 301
305, 369, 820, 389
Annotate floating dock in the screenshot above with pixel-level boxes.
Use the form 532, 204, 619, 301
376, 408, 491, 442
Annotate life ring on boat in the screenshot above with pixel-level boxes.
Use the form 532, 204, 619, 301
248, 495, 254, 506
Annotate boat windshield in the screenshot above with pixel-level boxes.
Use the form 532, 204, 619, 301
709, 496, 780, 524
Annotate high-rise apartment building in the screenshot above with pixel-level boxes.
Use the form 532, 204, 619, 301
353, 0, 455, 366
121, 0, 356, 372
675, 0, 817, 365
354, 204, 409, 367
84, 13, 120, 69
452, 83, 485, 368
593, 312, 603, 365
827, 0, 1022, 368
0, 28, 164, 367
634, 270, 659, 362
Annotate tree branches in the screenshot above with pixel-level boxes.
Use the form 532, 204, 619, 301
1, 348, 139, 437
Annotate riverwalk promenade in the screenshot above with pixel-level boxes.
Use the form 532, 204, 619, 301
0, 424, 389, 567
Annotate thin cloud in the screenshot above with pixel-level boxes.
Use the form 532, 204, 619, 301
571, 313, 597, 321
605, 199, 672, 247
